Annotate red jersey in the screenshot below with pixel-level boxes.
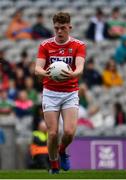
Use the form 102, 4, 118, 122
37, 36, 86, 92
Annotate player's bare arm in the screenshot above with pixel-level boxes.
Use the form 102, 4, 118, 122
73, 56, 85, 78
60, 56, 85, 79
35, 58, 51, 78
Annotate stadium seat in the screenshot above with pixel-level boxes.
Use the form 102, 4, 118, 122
18, 40, 35, 49
43, 7, 57, 19
53, 1, 70, 9
5, 47, 21, 62
72, 0, 89, 9
59, 7, 77, 17
77, 24, 88, 37
75, 126, 91, 137
3, 7, 16, 17
90, 0, 108, 7
109, 0, 126, 7
83, 129, 102, 137
115, 125, 126, 136
0, 15, 9, 25
0, 0, 13, 9
103, 6, 111, 16
91, 86, 104, 98
103, 127, 116, 137
35, 0, 51, 8
15, 0, 33, 9
23, 7, 39, 18
0, 39, 16, 49
121, 7, 126, 16
16, 116, 33, 143
80, 7, 95, 18
118, 95, 126, 105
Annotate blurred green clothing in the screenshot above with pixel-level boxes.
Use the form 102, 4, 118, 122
27, 90, 38, 104
27, 89, 38, 115
0, 100, 13, 109
0, 99, 13, 114
79, 96, 88, 109
108, 19, 125, 38
32, 130, 48, 144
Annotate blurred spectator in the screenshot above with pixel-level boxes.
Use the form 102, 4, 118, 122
8, 79, 18, 101
32, 12, 53, 40
0, 90, 13, 115
0, 128, 5, 167
0, 49, 11, 91
78, 105, 88, 120
29, 120, 49, 169
16, 50, 30, 76
32, 105, 44, 130
78, 83, 93, 109
77, 83, 94, 129
114, 35, 126, 64
102, 59, 123, 88
88, 105, 104, 128
0, 49, 12, 77
28, 105, 49, 169
82, 57, 103, 89
13, 67, 25, 90
77, 105, 94, 129
6, 9, 32, 41
0, 66, 10, 91
25, 77, 38, 104
25, 77, 38, 115
113, 102, 126, 126
88, 104, 114, 128
85, 8, 109, 42
33, 76, 43, 92
0, 128, 5, 144
14, 90, 33, 118
27, 61, 35, 77
28, 61, 43, 92
107, 7, 125, 39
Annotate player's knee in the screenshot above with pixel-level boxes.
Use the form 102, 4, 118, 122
48, 131, 58, 140
64, 129, 74, 139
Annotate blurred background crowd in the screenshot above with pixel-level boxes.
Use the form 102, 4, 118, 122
0, 0, 126, 169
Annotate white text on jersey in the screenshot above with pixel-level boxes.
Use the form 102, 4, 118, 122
49, 56, 73, 64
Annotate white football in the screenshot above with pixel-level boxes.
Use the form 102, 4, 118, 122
49, 61, 70, 81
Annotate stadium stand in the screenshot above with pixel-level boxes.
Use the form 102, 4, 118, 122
0, 0, 126, 169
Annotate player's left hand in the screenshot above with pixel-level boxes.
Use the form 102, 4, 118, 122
60, 69, 74, 80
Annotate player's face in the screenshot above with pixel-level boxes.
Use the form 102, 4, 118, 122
54, 23, 72, 43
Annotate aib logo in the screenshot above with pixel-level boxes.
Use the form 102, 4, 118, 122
91, 141, 123, 169
98, 146, 115, 168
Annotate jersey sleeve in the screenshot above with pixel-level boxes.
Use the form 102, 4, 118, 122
76, 43, 86, 58
37, 44, 47, 59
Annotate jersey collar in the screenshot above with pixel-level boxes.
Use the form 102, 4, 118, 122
54, 36, 71, 45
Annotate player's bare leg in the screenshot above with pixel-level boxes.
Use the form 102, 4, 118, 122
59, 107, 78, 170
44, 111, 60, 173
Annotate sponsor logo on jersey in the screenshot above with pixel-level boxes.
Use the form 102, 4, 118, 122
59, 48, 65, 54
49, 56, 73, 64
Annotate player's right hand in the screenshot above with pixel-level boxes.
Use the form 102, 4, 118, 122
45, 67, 51, 78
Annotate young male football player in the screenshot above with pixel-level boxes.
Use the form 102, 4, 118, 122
35, 12, 86, 173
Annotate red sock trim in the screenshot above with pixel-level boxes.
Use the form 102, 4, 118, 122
59, 144, 66, 154
50, 160, 59, 169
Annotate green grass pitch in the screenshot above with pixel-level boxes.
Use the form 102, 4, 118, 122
0, 170, 125, 179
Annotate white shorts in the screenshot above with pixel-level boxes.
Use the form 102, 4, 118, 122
42, 88, 79, 112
